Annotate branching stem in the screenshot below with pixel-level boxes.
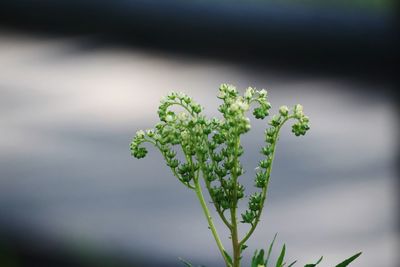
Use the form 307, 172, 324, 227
194, 178, 231, 267
240, 116, 294, 246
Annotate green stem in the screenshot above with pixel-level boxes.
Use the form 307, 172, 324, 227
167, 101, 195, 116
230, 137, 241, 267
203, 175, 233, 230
194, 179, 231, 267
239, 116, 293, 246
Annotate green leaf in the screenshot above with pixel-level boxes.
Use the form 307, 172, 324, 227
240, 244, 248, 252
288, 260, 297, 267
252, 249, 267, 267
257, 249, 265, 264
223, 250, 233, 266
251, 250, 259, 267
335, 252, 362, 267
275, 244, 286, 267
304, 256, 323, 267
178, 257, 193, 267
265, 233, 278, 266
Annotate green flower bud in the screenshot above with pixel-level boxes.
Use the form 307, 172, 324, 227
265, 135, 274, 144
255, 172, 267, 188
223, 160, 234, 170
279, 105, 289, 116
165, 114, 174, 122
132, 147, 148, 159
294, 104, 304, 118
166, 150, 176, 159
265, 127, 276, 137
270, 114, 281, 126
258, 89, 267, 97
168, 92, 177, 98
135, 130, 145, 139
180, 162, 191, 172
244, 87, 254, 99
211, 153, 223, 162
261, 145, 274, 156
146, 129, 154, 137
253, 107, 268, 119
259, 159, 270, 169
249, 193, 262, 211
220, 199, 230, 210
181, 173, 192, 182
167, 159, 179, 168
215, 167, 227, 177
191, 103, 202, 114
241, 210, 255, 224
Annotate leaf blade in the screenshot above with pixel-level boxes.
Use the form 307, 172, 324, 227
223, 250, 233, 266
335, 252, 362, 267
265, 233, 278, 266
275, 244, 286, 267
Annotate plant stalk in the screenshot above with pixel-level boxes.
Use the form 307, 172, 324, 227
240, 116, 293, 246
230, 137, 241, 267
194, 179, 231, 267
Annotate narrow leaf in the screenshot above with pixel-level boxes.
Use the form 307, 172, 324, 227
257, 249, 265, 264
265, 233, 278, 266
252, 250, 259, 267
335, 252, 362, 267
275, 244, 286, 267
223, 250, 233, 266
304, 256, 323, 267
288, 260, 297, 267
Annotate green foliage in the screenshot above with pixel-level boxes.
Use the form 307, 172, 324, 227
130, 84, 359, 267
335, 252, 362, 267
304, 256, 323, 267
251, 235, 360, 267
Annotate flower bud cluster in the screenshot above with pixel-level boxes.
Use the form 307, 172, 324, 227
241, 104, 310, 225
217, 84, 251, 135
158, 91, 202, 123
241, 192, 263, 224
291, 104, 310, 136
210, 181, 245, 211
130, 91, 210, 187
130, 130, 148, 159
130, 85, 310, 236
204, 84, 271, 210
252, 89, 272, 120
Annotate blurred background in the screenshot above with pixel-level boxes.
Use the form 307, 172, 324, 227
0, 0, 398, 266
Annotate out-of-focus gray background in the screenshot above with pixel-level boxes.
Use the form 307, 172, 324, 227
0, 1, 398, 267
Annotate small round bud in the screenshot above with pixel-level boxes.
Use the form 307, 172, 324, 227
261, 145, 273, 156
269, 115, 281, 127
136, 130, 145, 139
255, 172, 268, 188
279, 105, 289, 116
167, 159, 179, 168
244, 87, 254, 99
241, 210, 255, 224
258, 89, 268, 97
145, 129, 154, 137
259, 159, 270, 169
294, 104, 304, 118
165, 114, 174, 122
